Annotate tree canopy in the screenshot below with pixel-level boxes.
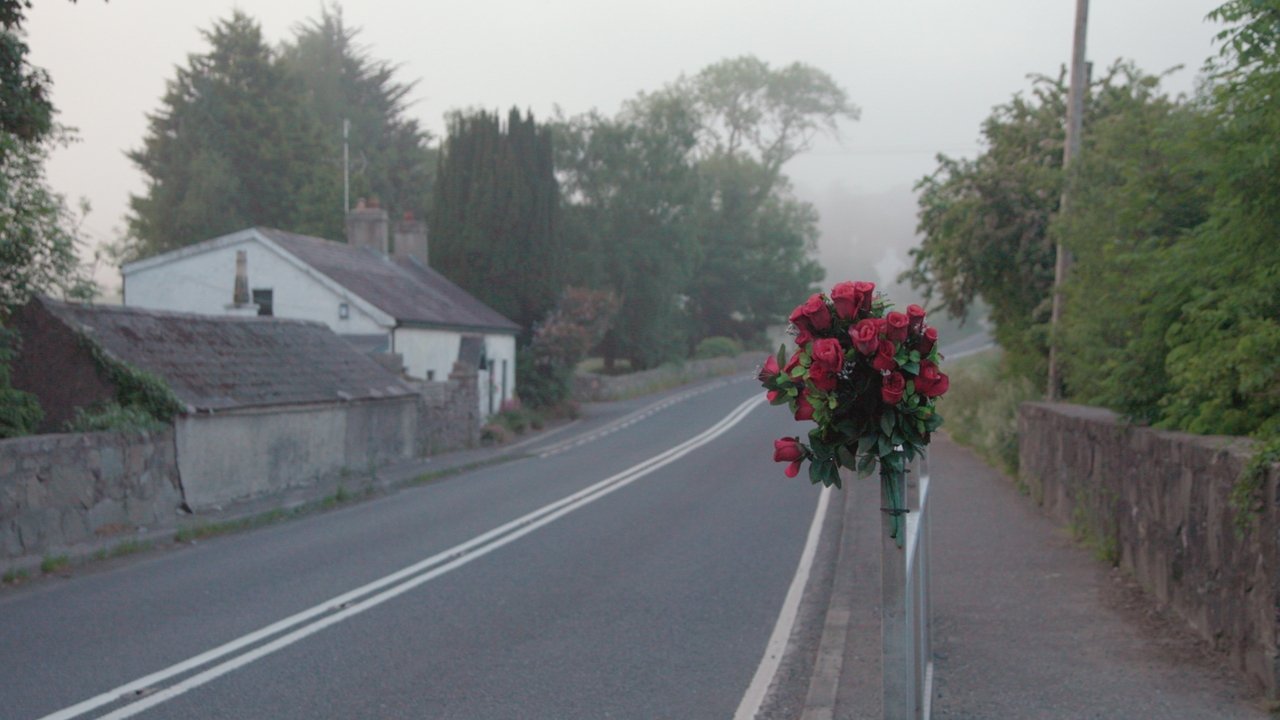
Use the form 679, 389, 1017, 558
126, 7, 433, 257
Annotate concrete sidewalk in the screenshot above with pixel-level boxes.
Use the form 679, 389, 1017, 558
822, 435, 1268, 719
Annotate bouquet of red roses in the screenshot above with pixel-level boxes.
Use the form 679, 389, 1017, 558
759, 281, 948, 541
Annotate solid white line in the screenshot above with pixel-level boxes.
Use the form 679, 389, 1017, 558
45, 393, 765, 720
733, 486, 832, 720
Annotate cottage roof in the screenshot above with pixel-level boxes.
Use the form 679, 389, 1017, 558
38, 297, 415, 412
256, 228, 520, 334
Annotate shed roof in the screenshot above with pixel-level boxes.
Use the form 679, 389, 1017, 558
256, 228, 520, 334
37, 297, 415, 412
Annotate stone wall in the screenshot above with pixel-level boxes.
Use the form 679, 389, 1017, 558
0, 429, 182, 566
415, 361, 480, 455
572, 352, 764, 403
1019, 402, 1280, 700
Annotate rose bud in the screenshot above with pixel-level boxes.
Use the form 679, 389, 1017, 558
800, 293, 832, 331
829, 282, 863, 321
907, 304, 926, 334
881, 371, 906, 405
758, 354, 780, 384
884, 311, 909, 342
918, 326, 939, 354
872, 340, 898, 372
809, 363, 838, 392
915, 361, 951, 398
773, 437, 806, 478
810, 337, 843, 374
853, 281, 876, 312
794, 391, 815, 421
850, 318, 880, 355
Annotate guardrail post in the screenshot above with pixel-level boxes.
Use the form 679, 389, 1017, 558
882, 456, 933, 720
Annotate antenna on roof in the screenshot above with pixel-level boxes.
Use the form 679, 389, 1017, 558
343, 118, 351, 213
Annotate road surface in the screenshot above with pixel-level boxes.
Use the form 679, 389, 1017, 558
0, 377, 826, 719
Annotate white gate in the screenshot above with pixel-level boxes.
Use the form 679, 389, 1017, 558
881, 456, 933, 720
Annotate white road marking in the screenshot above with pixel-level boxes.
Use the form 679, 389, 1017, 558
734, 486, 832, 720
43, 393, 765, 720
534, 377, 744, 458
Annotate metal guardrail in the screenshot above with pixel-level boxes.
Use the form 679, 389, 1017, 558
882, 456, 934, 720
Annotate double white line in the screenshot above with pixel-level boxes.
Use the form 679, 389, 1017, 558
43, 394, 766, 720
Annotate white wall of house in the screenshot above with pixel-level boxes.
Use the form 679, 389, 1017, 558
481, 334, 518, 416
394, 328, 461, 383
123, 234, 387, 336
394, 328, 516, 418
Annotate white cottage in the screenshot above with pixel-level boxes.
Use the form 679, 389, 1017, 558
121, 209, 520, 418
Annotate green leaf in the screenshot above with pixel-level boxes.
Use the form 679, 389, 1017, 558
877, 434, 893, 457
880, 411, 896, 437
777, 344, 788, 370
858, 434, 878, 455
856, 452, 877, 478
902, 361, 920, 375
910, 350, 921, 362
837, 444, 858, 469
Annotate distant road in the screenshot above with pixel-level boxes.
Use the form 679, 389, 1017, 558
942, 328, 994, 360
1, 378, 823, 720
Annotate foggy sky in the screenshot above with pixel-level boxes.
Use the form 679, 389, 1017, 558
27, 0, 1223, 292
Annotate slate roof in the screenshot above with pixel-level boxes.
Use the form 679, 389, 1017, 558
256, 227, 520, 334
38, 297, 416, 412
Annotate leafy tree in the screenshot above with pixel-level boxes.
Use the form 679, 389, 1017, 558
280, 5, 435, 239
520, 287, 620, 408
639, 56, 854, 342
1153, 0, 1280, 438
555, 99, 702, 369
1055, 67, 1213, 423
126, 11, 333, 255
430, 108, 560, 333
1, 0, 94, 436
904, 71, 1067, 383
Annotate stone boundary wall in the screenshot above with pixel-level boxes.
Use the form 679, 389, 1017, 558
1019, 402, 1280, 700
572, 352, 764, 403
415, 361, 480, 455
0, 429, 182, 567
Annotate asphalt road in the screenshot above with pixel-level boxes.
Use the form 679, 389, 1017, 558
0, 376, 826, 719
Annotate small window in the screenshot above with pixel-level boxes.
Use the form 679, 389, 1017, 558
426, 370, 435, 381
252, 289, 273, 316
338, 302, 349, 319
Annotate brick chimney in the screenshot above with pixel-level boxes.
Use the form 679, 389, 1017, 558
392, 211, 429, 266
225, 249, 258, 316
346, 197, 389, 254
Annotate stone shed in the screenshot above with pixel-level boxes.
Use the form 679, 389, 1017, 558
10, 296, 419, 511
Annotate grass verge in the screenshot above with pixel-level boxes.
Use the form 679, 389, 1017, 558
940, 347, 1038, 477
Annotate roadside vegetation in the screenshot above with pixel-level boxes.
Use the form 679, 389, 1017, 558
905, 2, 1280, 507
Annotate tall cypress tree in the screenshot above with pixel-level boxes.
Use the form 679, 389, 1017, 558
430, 108, 560, 333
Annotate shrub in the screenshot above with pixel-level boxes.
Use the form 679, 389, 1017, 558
65, 403, 166, 433
940, 348, 1037, 475
693, 336, 742, 360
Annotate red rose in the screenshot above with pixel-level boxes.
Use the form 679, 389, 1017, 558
794, 392, 815, 421
800, 294, 832, 331
915, 361, 950, 398
872, 340, 898, 372
810, 337, 843, 373
809, 362, 838, 392
907, 304, 926, 334
829, 281, 865, 321
758, 354, 780, 384
881, 371, 906, 405
853, 281, 876, 312
885, 311, 909, 342
850, 318, 880, 355
918, 326, 938, 354
773, 437, 806, 478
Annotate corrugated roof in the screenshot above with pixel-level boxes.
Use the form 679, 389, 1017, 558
39, 298, 416, 412
257, 227, 520, 334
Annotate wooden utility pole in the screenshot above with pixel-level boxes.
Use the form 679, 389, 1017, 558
1047, 0, 1089, 401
